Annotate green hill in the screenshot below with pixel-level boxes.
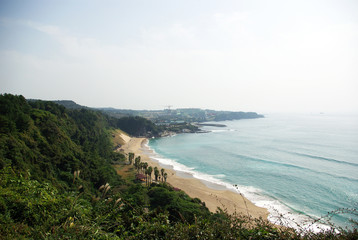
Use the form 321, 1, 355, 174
0, 94, 356, 239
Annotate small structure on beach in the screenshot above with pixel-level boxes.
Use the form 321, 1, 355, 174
135, 173, 146, 182
114, 144, 122, 151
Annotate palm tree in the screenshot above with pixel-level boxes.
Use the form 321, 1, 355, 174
134, 156, 141, 173
161, 168, 165, 182
147, 166, 153, 186
154, 167, 159, 182
145, 168, 149, 186
139, 162, 144, 174
164, 173, 168, 182
143, 162, 148, 173
128, 152, 134, 165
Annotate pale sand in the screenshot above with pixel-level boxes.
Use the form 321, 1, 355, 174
112, 129, 131, 146
117, 133, 269, 220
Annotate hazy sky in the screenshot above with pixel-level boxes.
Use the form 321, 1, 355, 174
1, 0, 357, 113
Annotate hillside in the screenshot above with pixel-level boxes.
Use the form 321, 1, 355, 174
0, 94, 356, 239
1, 94, 124, 189
0, 94, 214, 238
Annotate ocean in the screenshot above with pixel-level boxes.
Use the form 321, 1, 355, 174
147, 113, 358, 230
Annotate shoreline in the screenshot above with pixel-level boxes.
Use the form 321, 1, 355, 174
118, 133, 269, 220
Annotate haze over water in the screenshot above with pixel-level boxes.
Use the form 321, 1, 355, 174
149, 113, 358, 229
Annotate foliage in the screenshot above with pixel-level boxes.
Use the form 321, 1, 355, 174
148, 184, 210, 223
0, 94, 125, 190
0, 94, 357, 239
2, 165, 356, 239
115, 116, 160, 137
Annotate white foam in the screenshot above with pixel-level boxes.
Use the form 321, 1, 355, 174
152, 156, 195, 172
209, 129, 236, 133
244, 192, 331, 232
229, 185, 333, 232
144, 141, 332, 233
210, 129, 228, 133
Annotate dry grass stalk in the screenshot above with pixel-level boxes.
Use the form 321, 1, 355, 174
114, 198, 122, 207
73, 170, 81, 183
104, 185, 111, 196
98, 183, 111, 198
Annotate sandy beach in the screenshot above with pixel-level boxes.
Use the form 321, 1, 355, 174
117, 132, 269, 220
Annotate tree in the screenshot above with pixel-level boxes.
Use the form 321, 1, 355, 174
115, 116, 160, 137
154, 167, 159, 182
164, 173, 168, 182
161, 168, 165, 182
128, 152, 134, 165
139, 162, 144, 174
144, 169, 149, 186
134, 156, 141, 173
143, 162, 148, 174
147, 166, 153, 186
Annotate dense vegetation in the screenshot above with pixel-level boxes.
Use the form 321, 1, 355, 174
0, 94, 357, 239
51, 100, 86, 110
0, 94, 123, 190
115, 116, 160, 137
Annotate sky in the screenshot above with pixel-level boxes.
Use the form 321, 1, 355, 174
0, 0, 357, 113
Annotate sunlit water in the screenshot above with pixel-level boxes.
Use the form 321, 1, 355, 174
148, 113, 358, 230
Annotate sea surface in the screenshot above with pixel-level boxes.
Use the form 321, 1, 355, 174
148, 113, 358, 230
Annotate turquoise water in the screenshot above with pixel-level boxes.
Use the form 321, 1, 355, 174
148, 114, 358, 230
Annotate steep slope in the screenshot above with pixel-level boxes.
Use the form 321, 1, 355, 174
0, 94, 124, 189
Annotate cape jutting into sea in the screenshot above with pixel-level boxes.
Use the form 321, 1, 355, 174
148, 113, 358, 230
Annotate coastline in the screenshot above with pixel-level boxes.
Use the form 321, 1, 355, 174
118, 133, 269, 220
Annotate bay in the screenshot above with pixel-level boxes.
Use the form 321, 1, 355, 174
148, 113, 358, 230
